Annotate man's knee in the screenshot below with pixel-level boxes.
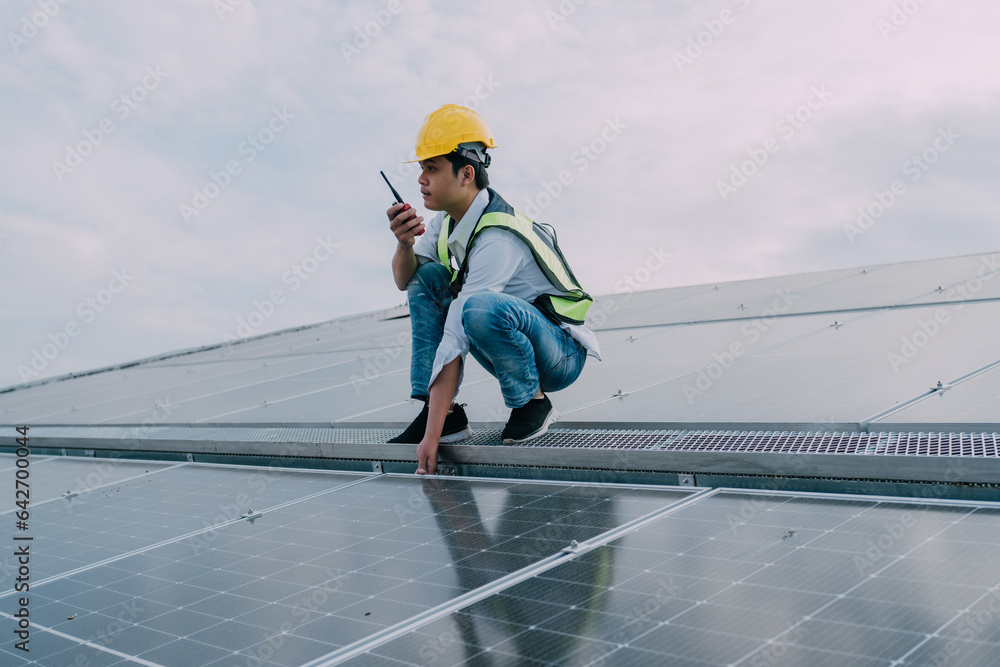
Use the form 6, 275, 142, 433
408, 262, 451, 296
463, 292, 497, 311
462, 293, 505, 339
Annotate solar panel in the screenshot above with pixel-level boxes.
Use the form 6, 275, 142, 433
555, 304, 1000, 425
0, 462, 370, 584
335, 491, 1000, 666
878, 362, 1000, 424
595, 252, 1000, 331
3, 469, 693, 667
5, 252, 1000, 429
0, 458, 178, 509
3, 251, 1000, 666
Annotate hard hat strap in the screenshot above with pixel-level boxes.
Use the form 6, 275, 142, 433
455, 143, 491, 167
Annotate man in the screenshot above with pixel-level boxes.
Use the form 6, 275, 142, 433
386, 104, 601, 475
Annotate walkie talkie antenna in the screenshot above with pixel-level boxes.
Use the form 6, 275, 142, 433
380, 171, 403, 203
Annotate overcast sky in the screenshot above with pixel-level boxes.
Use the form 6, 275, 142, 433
2, 0, 999, 390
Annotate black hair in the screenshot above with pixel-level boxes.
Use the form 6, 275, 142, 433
444, 151, 490, 190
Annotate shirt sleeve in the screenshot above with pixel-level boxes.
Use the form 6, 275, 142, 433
412, 212, 444, 265
427, 230, 526, 395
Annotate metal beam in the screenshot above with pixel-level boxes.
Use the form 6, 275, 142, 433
6, 434, 999, 485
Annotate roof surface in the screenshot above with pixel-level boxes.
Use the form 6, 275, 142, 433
3, 251, 1000, 666
4, 251, 1000, 429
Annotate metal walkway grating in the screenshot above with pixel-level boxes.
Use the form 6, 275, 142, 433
11, 425, 1000, 457
643, 430, 1000, 457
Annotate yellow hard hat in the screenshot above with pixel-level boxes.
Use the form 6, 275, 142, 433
408, 104, 497, 163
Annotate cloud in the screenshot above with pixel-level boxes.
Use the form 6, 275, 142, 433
2, 0, 999, 389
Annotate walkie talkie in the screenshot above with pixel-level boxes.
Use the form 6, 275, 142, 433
381, 170, 422, 236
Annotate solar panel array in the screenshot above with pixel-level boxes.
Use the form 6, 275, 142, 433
4, 456, 1000, 666
3, 251, 1000, 666
2, 251, 999, 428
0, 456, 692, 666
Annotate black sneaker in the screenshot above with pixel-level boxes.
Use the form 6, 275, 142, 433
388, 403, 472, 443
501, 395, 558, 444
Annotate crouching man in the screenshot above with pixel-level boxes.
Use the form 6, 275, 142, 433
386, 104, 601, 474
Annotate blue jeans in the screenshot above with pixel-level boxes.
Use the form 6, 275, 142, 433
407, 262, 587, 408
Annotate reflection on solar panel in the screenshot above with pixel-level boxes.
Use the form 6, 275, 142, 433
2, 459, 1000, 666
0, 458, 693, 666
336, 491, 1000, 667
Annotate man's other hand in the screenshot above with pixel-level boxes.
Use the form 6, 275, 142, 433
415, 436, 439, 475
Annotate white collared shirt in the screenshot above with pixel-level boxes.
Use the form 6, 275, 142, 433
411, 189, 601, 397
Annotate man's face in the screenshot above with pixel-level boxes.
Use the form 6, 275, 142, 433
417, 156, 466, 212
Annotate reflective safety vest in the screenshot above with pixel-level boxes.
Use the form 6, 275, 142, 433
437, 189, 593, 325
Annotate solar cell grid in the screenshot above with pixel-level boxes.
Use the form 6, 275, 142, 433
879, 556, 1000, 588
340, 491, 1000, 667
0, 466, 369, 586
10, 472, 691, 667
10, 452, 1000, 667
0, 458, 177, 514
